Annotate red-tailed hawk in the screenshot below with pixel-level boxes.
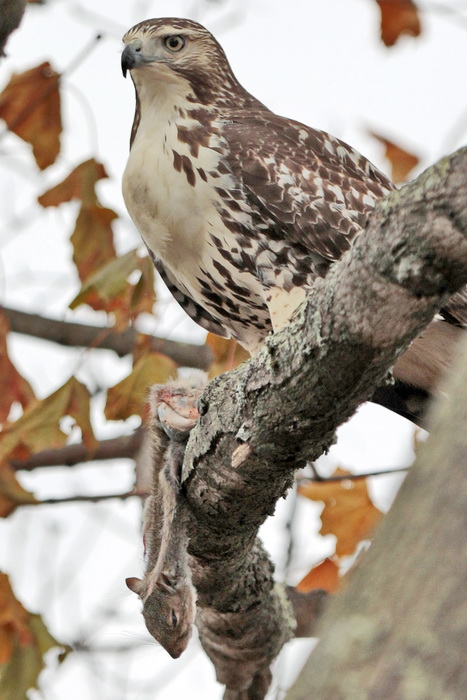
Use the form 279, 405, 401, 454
121, 18, 464, 396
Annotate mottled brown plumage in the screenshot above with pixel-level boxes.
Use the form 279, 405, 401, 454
121, 18, 464, 387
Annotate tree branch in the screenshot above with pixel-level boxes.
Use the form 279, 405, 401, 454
302, 465, 410, 482
180, 147, 467, 698
1, 306, 213, 369
10, 428, 145, 471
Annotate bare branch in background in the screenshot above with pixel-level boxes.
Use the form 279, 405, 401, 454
301, 465, 410, 482
34, 490, 140, 505
10, 427, 145, 471
2, 306, 213, 368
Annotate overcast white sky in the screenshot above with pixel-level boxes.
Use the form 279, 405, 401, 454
0, 1, 466, 698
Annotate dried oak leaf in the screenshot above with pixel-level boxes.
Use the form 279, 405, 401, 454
71, 204, 118, 282
206, 334, 250, 377
298, 468, 383, 557
0, 312, 35, 425
105, 352, 177, 421
296, 558, 340, 594
38, 159, 117, 281
0, 574, 69, 699
375, 0, 422, 47
0, 61, 61, 169
0, 462, 37, 518
0, 376, 96, 463
370, 131, 419, 183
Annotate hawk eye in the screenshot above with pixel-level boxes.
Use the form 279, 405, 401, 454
164, 35, 185, 52
171, 610, 178, 627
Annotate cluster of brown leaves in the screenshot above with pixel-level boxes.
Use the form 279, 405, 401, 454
296, 469, 383, 593
0, 315, 97, 516
37, 158, 156, 325
0, 64, 174, 504
0, 62, 157, 324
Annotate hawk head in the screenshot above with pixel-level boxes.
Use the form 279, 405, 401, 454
121, 17, 239, 105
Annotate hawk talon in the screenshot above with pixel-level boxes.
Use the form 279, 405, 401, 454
157, 402, 199, 441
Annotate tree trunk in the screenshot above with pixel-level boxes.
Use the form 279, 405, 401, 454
286, 337, 467, 700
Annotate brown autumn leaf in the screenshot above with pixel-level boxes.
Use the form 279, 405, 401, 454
296, 558, 340, 594
0, 574, 69, 698
298, 468, 383, 557
38, 158, 108, 208
71, 205, 118, 282
369, 131, 419, 184
0, 312, 35, 425
0, 377, 96, 463
0, 462, 37, 518
70, 249, 141, 311
0, 573, 32, 664
375, 0, 422, 47
0, 61, 61, 169
206, 334, 250, 378
105, 352, 177, 421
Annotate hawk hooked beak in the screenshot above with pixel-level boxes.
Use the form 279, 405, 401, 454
121, 43, 148, 78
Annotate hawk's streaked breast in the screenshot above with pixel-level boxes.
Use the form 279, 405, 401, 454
122, 71, 273, 350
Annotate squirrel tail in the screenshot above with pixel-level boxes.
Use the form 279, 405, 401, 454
145, 443, 184, 599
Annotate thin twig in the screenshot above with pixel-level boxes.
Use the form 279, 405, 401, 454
32, 490, 143, 506
74, 641, 149, 653
62, 33, 103, 77
298, 466, 410, 484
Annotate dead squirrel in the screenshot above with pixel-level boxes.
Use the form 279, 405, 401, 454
126, 373, 206, 658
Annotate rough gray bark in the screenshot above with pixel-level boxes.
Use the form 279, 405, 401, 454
286, 334, 467, 700
179, 147, 467, 699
